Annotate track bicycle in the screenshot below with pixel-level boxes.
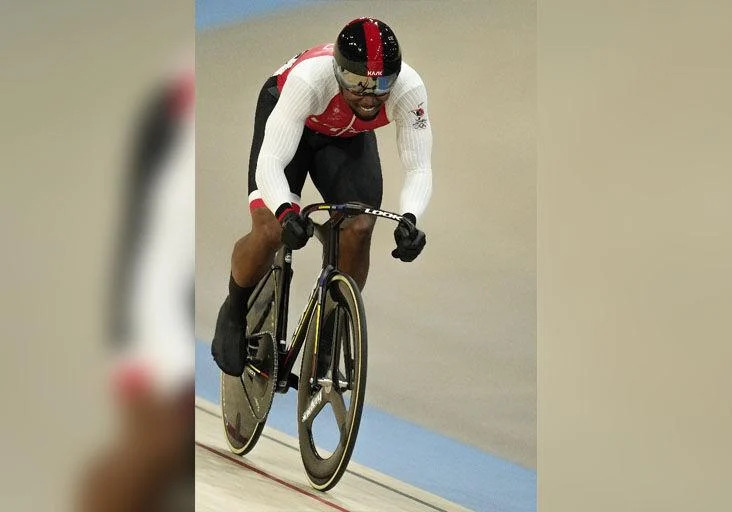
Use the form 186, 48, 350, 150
220, 201, 417, 491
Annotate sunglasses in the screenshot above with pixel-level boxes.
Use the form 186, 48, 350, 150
335, 68, 398, 96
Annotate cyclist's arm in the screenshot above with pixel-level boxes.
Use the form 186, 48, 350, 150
392, 83, 433, 221
255, 75, 319, 210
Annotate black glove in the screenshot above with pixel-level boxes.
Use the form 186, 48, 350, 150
276, 203, 313, 250
391, 213, 426, 262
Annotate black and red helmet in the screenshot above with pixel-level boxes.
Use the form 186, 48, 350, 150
333, 18, 401, 95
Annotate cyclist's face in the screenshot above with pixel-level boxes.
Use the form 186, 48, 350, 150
341, 88, 390, 120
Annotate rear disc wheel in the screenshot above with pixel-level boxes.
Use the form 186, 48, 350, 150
221, 331, 277, 455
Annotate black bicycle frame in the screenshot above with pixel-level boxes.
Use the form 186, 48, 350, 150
256, 202, 414, 392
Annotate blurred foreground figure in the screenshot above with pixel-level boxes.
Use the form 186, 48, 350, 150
78, 65, 194, 512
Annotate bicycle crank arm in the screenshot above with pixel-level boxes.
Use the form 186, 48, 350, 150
276, 372, 299, 392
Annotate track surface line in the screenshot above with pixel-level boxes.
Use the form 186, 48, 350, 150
196, 441, 351, 512
196, 402, 450, 512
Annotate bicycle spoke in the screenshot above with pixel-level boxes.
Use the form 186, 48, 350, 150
329, 391, 348, 434
301, 388, 328, 429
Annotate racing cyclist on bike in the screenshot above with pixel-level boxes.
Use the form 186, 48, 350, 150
212, 18, 433, 376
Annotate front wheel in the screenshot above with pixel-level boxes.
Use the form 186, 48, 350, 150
297, 272, 367, 491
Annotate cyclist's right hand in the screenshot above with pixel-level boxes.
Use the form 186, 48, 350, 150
276, 203, 313, 250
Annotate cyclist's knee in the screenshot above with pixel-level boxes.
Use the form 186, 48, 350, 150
342, 215, 375, 245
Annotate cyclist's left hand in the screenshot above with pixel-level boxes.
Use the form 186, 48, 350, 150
391, 213, 426, 262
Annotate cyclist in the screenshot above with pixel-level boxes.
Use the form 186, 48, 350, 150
212, 18, 433, 376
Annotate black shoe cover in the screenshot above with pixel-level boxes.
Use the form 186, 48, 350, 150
211, 296, 248, 376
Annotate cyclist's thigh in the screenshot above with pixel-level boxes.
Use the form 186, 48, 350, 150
247, 76, 311, 210
308, 131, 383, 208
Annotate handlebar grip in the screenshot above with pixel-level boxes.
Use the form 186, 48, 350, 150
398, 213, 417, 235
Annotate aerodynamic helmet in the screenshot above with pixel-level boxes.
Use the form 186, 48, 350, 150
333, 18, 402, 96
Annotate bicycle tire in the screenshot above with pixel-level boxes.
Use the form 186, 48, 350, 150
221, 266, 280, 456
297, 272, 367, 491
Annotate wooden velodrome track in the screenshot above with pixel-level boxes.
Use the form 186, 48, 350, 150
195, 1, 536, 510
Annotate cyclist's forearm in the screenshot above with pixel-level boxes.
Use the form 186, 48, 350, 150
395, 129, 433, 218
256, 151, 295, 210
399, 167, 432, 220
394, 85, 433, 220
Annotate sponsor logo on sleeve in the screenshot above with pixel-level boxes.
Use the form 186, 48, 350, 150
410, 102, 428, 129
